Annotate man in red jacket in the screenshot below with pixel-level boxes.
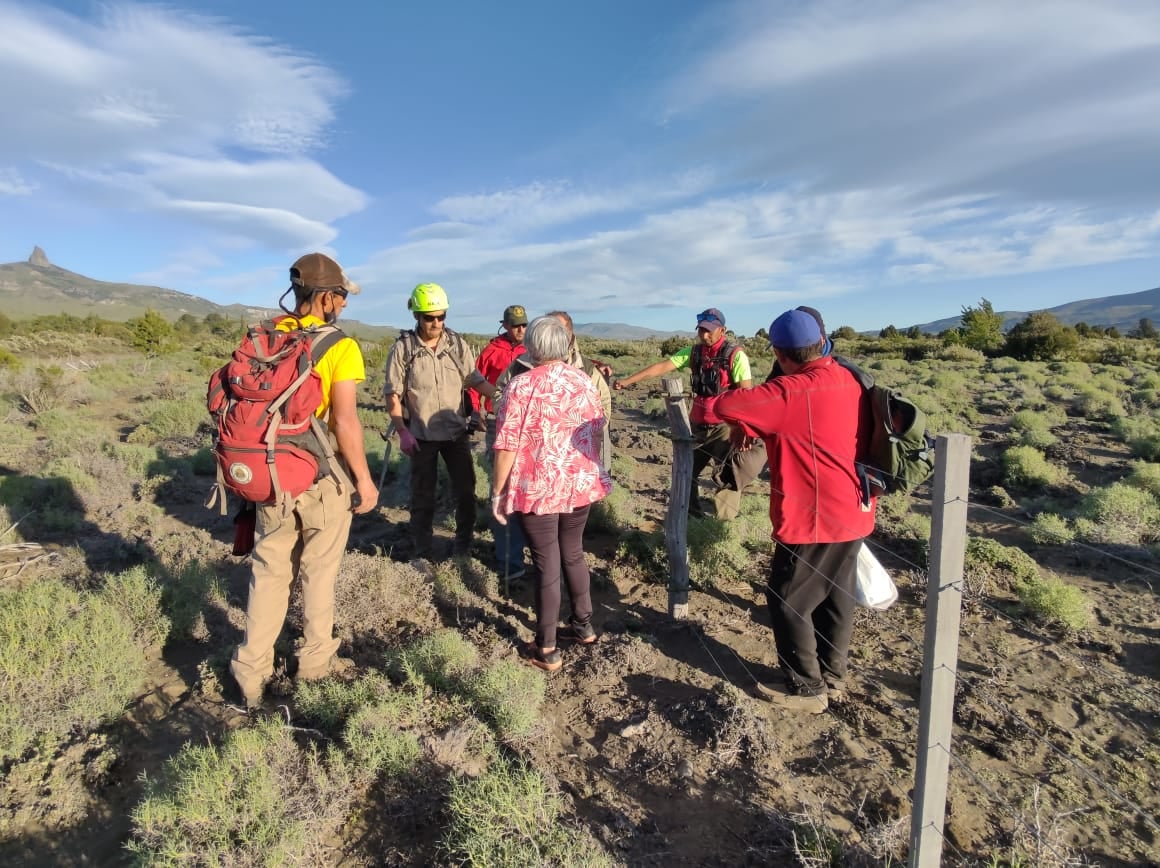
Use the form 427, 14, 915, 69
706, 309, 875, 713
471, 304, 529, 576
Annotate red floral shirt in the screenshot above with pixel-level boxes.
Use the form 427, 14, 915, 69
494, 362, 612, 515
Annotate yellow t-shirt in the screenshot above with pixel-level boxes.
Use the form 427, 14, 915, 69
274, 314, 365, 419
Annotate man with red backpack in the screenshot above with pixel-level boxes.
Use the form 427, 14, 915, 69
614, 308, 766, 519
228, 252, 378, 711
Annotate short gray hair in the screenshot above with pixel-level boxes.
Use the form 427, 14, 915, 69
525, 315, 570, 364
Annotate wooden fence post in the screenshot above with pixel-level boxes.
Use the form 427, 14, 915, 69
910, 433, 972, 868
662, 376, 693, 619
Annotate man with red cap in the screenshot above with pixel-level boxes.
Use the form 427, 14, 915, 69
705, 308, 876, 714
614, 307, 765, 519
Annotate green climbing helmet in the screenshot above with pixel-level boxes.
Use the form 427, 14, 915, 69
408, 282, 450, 313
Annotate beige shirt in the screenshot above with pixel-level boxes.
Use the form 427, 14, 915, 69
384, 329, 487, 441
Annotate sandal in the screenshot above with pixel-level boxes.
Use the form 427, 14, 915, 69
559, 619, 597, 645
522, 641, 563, 672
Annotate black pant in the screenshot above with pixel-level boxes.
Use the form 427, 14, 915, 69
765, 539, 861, 692
409, 434, 476, 556
519, 506, 593, 649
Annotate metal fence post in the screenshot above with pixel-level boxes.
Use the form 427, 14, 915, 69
910, 433, 971, 868
662, 376, 693, 619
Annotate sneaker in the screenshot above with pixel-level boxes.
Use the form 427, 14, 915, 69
559, 619, 597, 645
296, 655, 355, 682
522, 642, 562, 673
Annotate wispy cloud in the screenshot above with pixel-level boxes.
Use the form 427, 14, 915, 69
0, 168, 35, 196
0, 1, 365, 250
361, 0, 1160, 328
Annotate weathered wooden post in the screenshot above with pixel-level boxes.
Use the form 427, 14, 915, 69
662, 376, 693, 619
910, 433, 971, 868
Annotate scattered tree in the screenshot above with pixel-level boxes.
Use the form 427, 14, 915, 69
1003, 312, 1080, 361
879, 324, 899, 339
959, 298, 1005, 352
832, 325, 858, 341
1130, 318, 1157, 340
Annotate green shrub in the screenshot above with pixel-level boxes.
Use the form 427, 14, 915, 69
1073, 482, 1160, 546
466, 658, 545, 741
343, 695, 423, 777
163, 560, 227, 640
127, 398, 207, 444
1013, 574, 1093, 631
442, 760, 612, 868
295, 672, 392, 733
396, 629, 478, 692
1126, 461, 1160, 500
1072, 386, 1124, 421
0, 579, 148, 763
964, 538, 1040, 598
1002, 446, 1065, 488
100, 565, 171, 648
1026, 513, 1075, 545
1009, 410, 1060, 449
128, 718, 354, 866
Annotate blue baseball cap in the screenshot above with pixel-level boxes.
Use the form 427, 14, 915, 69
769, 309, 823, 348
696, 308, 726, 329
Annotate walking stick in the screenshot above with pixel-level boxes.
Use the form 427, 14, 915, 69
378, 422, 396, 489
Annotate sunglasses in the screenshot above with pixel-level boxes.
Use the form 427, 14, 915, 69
421, 313, 447, 323
330, 287, 349, 300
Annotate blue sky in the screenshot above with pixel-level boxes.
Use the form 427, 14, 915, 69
1, 0, 1159, 337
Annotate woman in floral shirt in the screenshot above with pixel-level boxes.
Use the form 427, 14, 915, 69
492, 316, 613, 671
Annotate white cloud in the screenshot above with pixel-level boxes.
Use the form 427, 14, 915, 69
0, 168, 35, 195
0, 1, 364, 249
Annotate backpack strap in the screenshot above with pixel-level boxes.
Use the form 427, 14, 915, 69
833, 356, 881, 508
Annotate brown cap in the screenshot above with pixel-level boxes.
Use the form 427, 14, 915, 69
289, 252, 361, 295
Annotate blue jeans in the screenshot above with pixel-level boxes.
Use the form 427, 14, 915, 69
494, 513, 527, 573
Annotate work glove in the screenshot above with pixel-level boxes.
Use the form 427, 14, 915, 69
467, 411, 484, 435
397, 427, 419, 457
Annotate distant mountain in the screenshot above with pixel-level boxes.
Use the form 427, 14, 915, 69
573, 322, 685, 340
0, 248, 398, 340
909, 286, 1160, 335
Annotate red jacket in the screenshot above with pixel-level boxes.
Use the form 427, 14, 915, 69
470, 334, 526, 413
706, 356, 875, 544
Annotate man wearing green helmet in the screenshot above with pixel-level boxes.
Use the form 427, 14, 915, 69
384, 283, 496, 559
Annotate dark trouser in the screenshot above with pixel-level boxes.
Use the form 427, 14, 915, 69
519, 506, 593, 649
765, 539, 862, 692
691, 423, 768, 517
410, 434, 476, 557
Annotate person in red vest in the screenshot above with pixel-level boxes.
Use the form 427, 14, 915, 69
614, 308, 766, 519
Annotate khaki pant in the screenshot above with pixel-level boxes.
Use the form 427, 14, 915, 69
230, 476, 353, 700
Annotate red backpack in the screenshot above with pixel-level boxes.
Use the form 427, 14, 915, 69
206, 318, 347, 512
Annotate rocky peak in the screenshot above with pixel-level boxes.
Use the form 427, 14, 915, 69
28, 246, 50, 267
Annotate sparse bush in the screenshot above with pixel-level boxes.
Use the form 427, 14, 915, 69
442, 760, 612, 868
1, 579, 148, 763
1126, 461, 1160, 500
162, 560, 227, 640
1013, 574, 1092, 631
1073, 482, 1160, 546
127, 398, 207, 444
1026, 513, 1075, 545
396, 629, 478, 692
128, 718, 354, 866
343, 695, 423, 778
295, 672, 392, 733
964, 538, 1040, 599
1002, 446, 1065, 488
100, 565, 171, 648
466, 658, 545, 741
1073, 386, 1124, 421
12, 364, 73, 415
1009, 410, 1058, 449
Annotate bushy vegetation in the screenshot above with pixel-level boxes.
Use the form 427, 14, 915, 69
0, 579, 150, 763
1073, 482, 1160, 546
128, 719, 355, 866
1013, 574, 1093, 632
1002, 446, 1066, 488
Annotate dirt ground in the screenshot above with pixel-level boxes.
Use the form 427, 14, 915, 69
1, 392, 1159, 867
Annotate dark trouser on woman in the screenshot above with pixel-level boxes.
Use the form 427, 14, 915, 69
519, 506, 593, 648
409, 434, 476, 558
765, 539, 862, 693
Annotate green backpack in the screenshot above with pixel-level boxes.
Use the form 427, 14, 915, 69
836, 357, 936, 504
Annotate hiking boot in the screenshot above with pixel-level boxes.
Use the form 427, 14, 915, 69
754, 681, 829, 714
296, 655, 355, 682
522, 642, 562, 673
559, 619, 597, 645
453, 537, 473, 557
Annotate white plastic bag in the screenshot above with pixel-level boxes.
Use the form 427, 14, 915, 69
855, 543, 898, 610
